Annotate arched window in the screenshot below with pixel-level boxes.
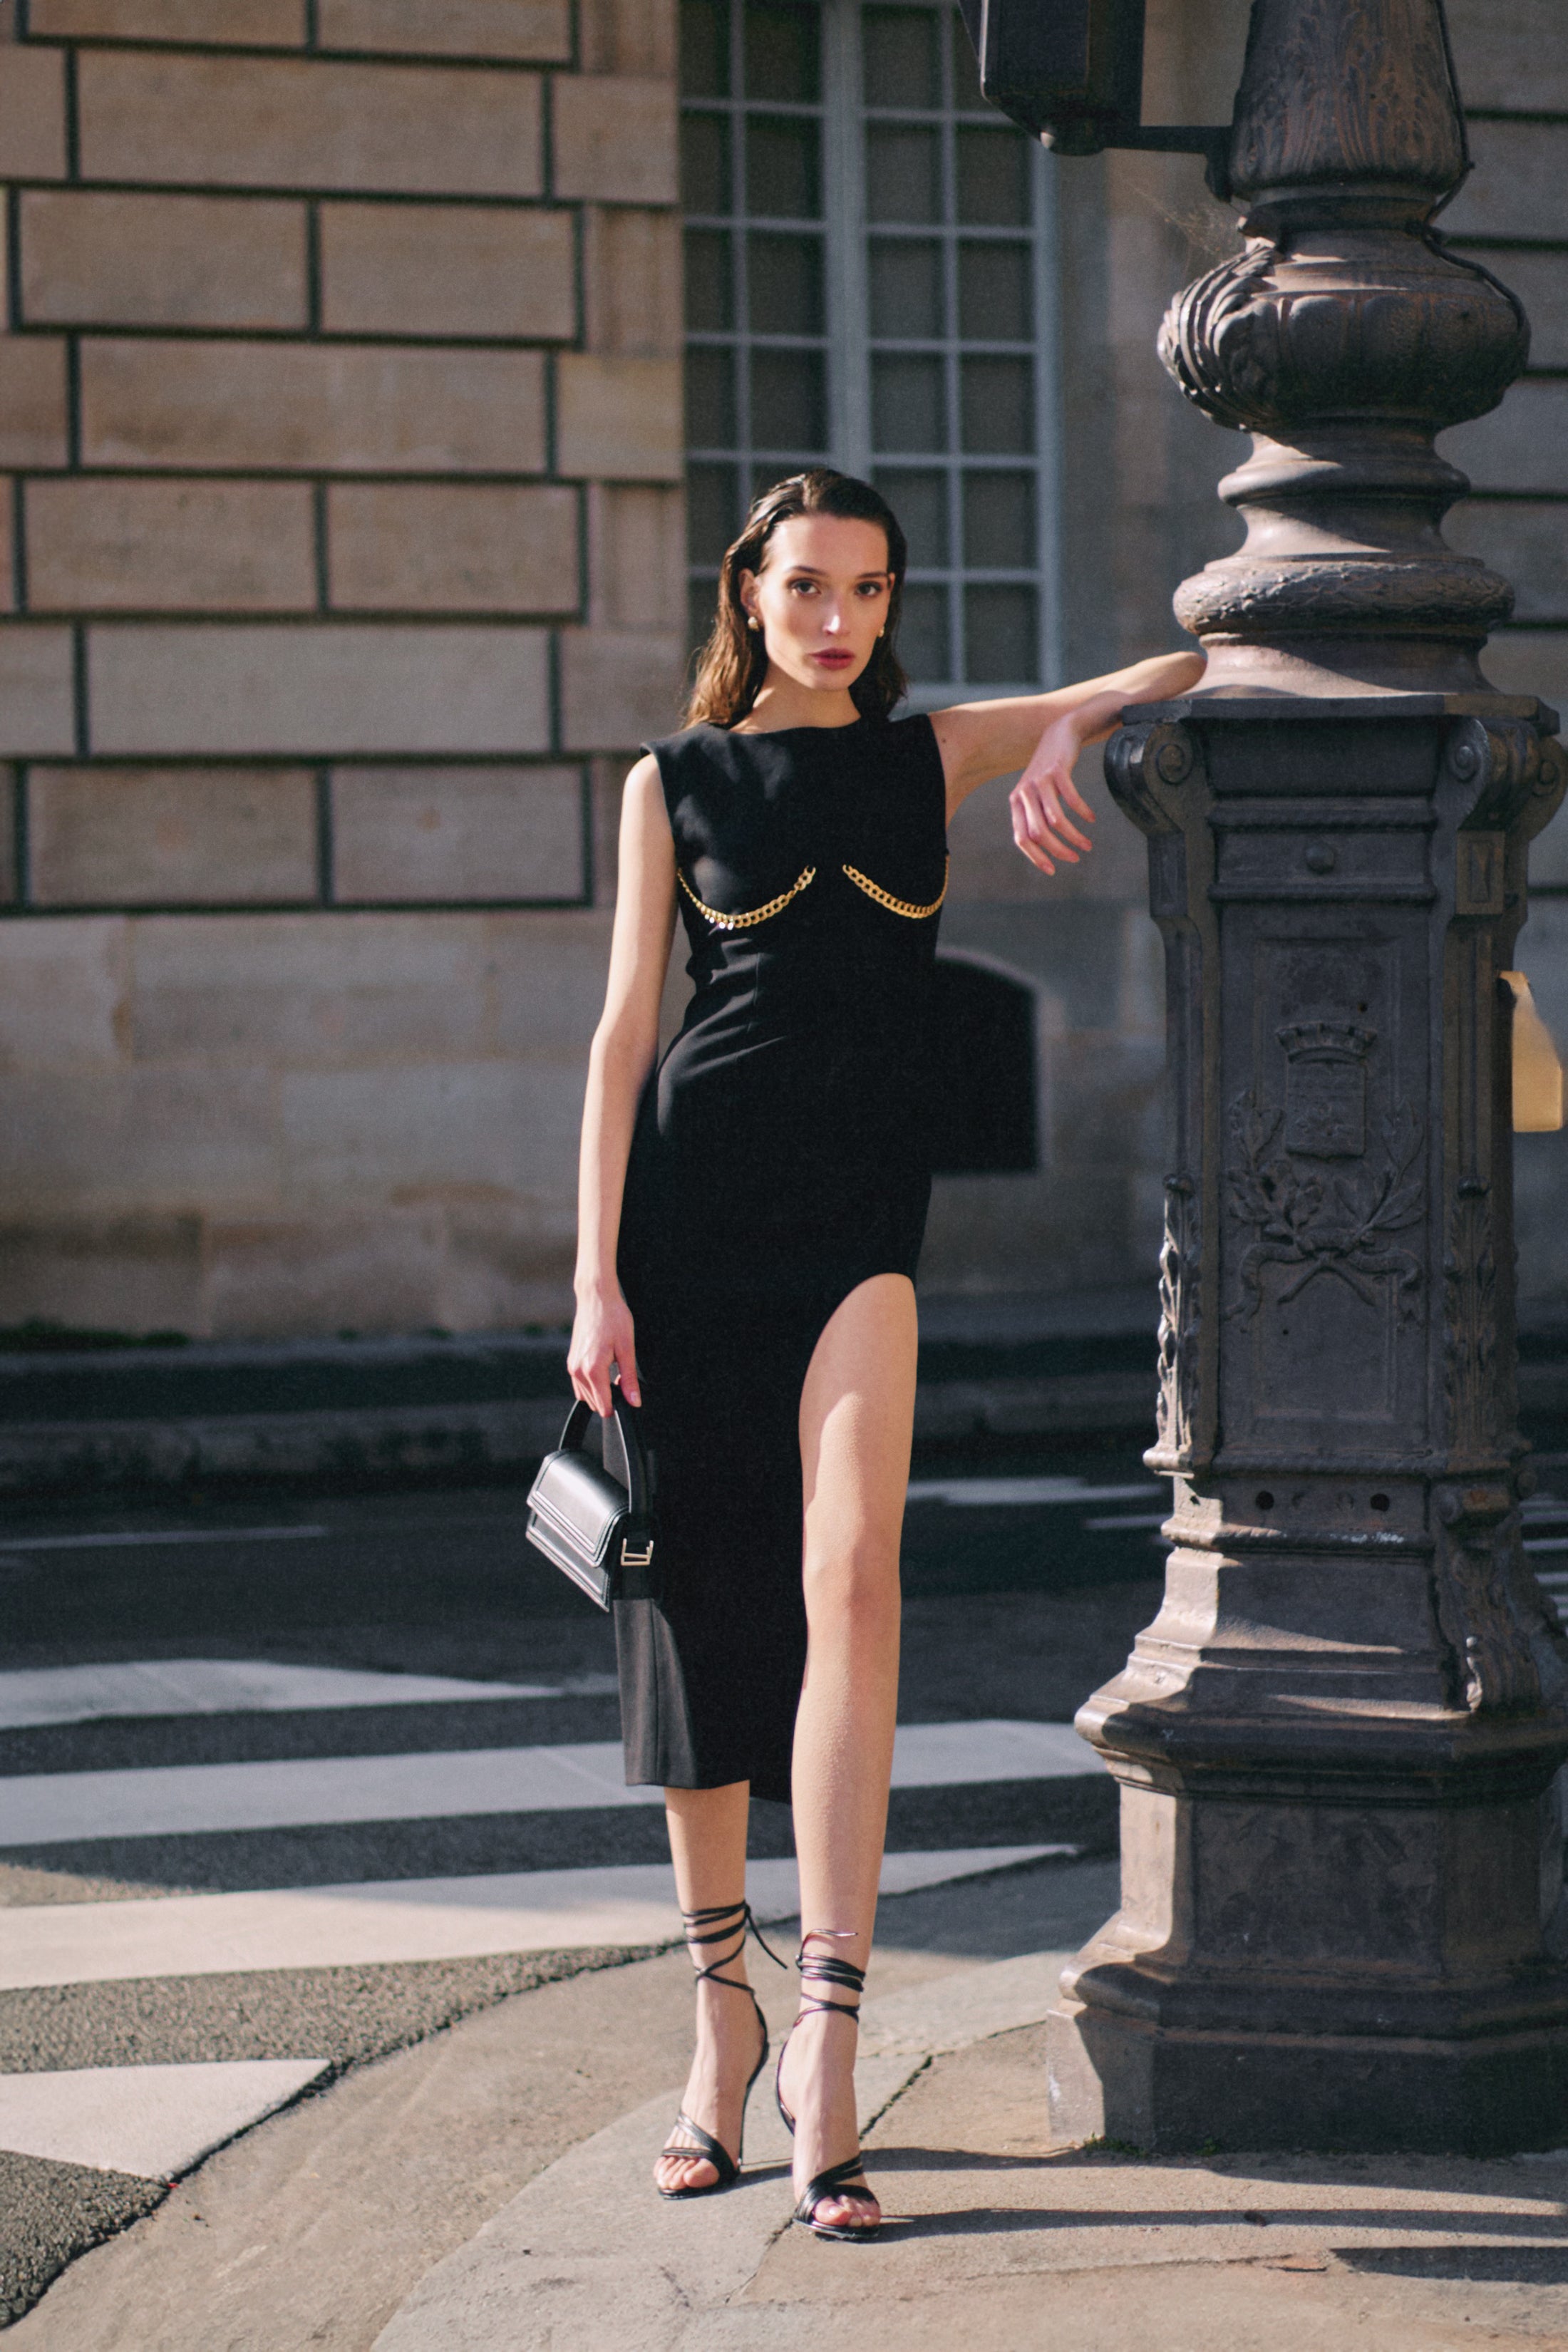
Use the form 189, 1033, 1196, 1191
927, 954, 1038, 1172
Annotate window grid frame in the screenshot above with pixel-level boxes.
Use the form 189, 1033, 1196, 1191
681, 1, 832, 515
862, 2, 1040, 685
681, 0, 1063, 701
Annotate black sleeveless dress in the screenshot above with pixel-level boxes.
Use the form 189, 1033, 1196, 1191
614, 712, 949, 1803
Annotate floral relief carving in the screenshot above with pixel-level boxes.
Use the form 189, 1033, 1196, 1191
1155, 1175, 1200, 1460
1225, 1090, 1425, 1321
1443, 1179, 1500, 1458
1228, 0, 1465, 197
1435, 1523, 1544, 1714
1158, 245, 1527, 443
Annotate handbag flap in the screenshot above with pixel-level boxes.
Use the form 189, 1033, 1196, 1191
527, 1449, 628, 1567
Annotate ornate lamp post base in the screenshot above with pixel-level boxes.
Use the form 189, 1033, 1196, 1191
1043, 667, 1568, 2153
1050, 1557, 1568, 2154
959, 0, 1568, 2154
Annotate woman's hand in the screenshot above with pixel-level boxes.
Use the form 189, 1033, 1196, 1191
568, 1284, 641, 1415
1009, 714, 1096, 876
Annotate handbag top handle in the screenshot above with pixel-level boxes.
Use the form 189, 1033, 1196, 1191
557, 1387, 650, 1515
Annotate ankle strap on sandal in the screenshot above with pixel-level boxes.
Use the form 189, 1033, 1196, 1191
794, 1929, 866, 2021
679, 1899, 786, 1993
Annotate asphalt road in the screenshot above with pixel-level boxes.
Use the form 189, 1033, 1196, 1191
9, 1428, 1568, 2337
0, 1430, 1173, 2327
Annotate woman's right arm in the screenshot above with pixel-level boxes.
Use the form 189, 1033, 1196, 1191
567, 754, 677, 1415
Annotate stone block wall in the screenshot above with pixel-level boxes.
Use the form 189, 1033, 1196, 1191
0, 0, 685, 1334
1440, 0, 1568, 1306
0, 0, 1562, 1339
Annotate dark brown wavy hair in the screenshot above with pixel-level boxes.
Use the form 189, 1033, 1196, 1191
684, 470, 909, 728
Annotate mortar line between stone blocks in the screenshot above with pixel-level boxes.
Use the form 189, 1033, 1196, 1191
9, 476, 25, 614
540, 60, 555, 200
4, 191, 21, 335
38, 468, 558, 488
303, 50, 557, 76
543, 348, 558, 480
304, 200, 323, 336
314, 768, 334, 906
311, 481, 329, 612
27, 324, 566, 354
64, 334, 81, 469
570, 200, 586, 355
13, 768, 31, 912
573, 482, 589, 624
70, 624, 88, 758
61, 42, 80, 182
10, 180, 565, 214
578, 761, 594, 906
303, 0, 319, 48
1461, 105, 1568, 126
0, 891, 599, 917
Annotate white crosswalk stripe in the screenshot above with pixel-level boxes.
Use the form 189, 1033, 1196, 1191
0, 1525, 327, 1554
0, 1847, 1068, 1996
0, 1659, 607, 1729
0, 2060, 331, 2178
0, 1639, 1106, 2192
905, 1477, 1162, 1507
3, 1720, 1103, 1846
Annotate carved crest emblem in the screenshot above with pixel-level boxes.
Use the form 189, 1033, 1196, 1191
1226, 1091, 1425, 1321
1276, 1020, 1376, 1158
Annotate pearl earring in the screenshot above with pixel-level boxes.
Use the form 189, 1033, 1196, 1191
748, 616, 760, 631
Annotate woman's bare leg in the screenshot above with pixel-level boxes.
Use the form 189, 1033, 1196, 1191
779, 1272, 917, 2228
652, 1780, 758, 2194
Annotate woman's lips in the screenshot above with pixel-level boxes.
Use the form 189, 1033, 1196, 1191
813, 650, 855, 666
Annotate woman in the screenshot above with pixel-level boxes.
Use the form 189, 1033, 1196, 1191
568, 468, 1203, 2239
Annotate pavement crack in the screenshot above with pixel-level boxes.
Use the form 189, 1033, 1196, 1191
860, 2053, 932, 2138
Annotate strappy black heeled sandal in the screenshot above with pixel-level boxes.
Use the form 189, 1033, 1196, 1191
773, 1933, 881, 2242
656, 1898, 785, 2200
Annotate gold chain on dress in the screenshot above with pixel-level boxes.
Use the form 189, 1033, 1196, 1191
678, 864, 816, 929
841, 857, 949, 919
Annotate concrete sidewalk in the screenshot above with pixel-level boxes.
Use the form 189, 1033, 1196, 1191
13, 1855, 1568, 2351
0, 1292, 1163, 1493
9, 1291, 1568, 1496
371, 1983, 1568, 2352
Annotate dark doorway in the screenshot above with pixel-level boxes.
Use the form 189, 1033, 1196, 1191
927, 956, 1038, 1173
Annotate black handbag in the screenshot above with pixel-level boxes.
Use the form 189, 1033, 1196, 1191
524, 1388, 659, 1610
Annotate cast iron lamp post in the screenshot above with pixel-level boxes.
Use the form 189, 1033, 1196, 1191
971, 0, 1568, 2149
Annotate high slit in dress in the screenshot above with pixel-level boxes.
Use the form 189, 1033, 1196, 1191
614, 711, 949, 1803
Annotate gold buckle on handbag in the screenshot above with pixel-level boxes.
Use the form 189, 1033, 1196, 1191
619, 1538, 655, 1567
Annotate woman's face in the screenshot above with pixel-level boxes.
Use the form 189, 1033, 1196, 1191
739, 514, 893, 696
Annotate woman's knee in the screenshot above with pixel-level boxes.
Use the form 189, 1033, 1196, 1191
802, 1528, 900, 1626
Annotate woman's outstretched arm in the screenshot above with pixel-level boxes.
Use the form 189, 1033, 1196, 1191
568, 755, 677, 1414
930, 646, 1207, 875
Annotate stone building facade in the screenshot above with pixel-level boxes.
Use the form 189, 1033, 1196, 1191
0, 0, 1562, 1338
